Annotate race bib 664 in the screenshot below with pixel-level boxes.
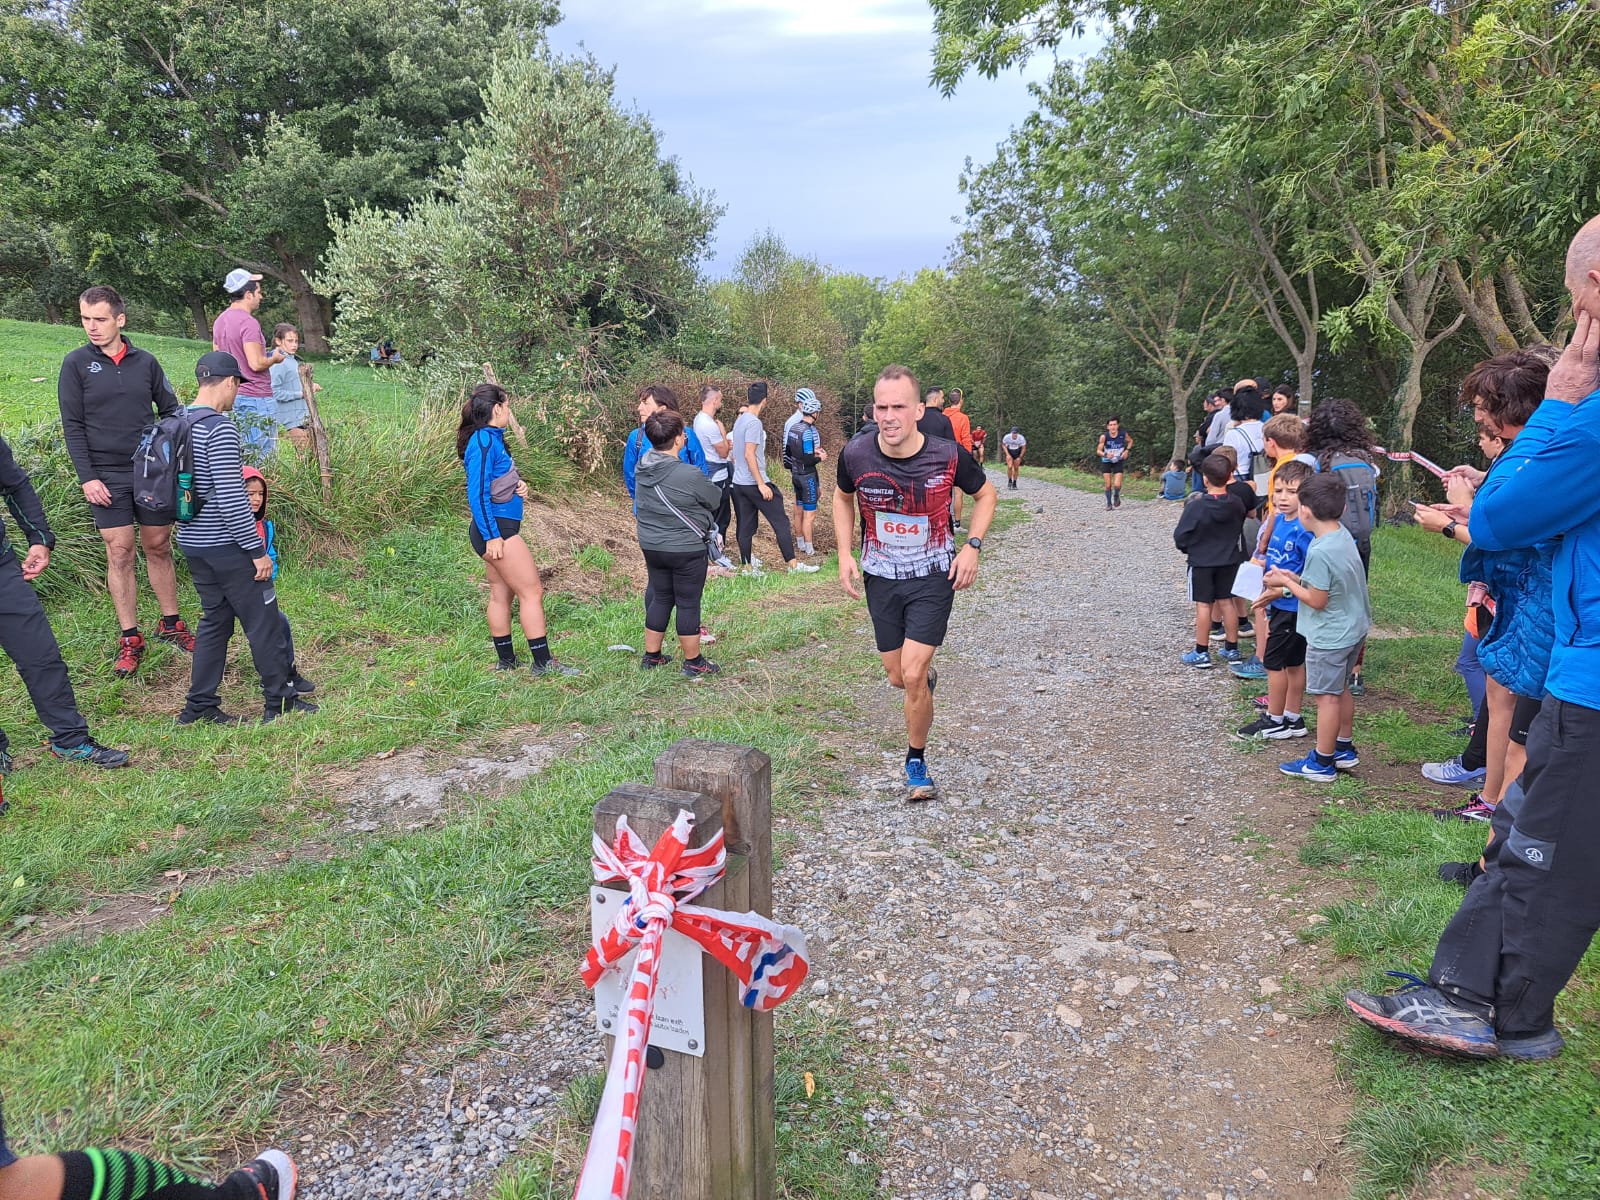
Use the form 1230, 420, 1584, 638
875, 512, 930, 547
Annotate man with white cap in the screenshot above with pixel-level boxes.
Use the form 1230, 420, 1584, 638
211, 268, 285, 457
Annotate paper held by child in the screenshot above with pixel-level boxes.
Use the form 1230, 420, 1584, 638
1231, 560, 1266, 602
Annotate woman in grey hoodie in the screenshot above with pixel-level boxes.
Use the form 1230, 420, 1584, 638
634, 410, 725, 677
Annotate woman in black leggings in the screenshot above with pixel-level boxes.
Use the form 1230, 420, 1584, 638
634, 410, 725, 677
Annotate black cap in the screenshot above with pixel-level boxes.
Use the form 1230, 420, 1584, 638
747, 381, 768, 404
196, 351, 245, 382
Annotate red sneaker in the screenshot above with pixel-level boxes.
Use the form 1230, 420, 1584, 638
156, 617, 196, 652
113, 633, 145, 678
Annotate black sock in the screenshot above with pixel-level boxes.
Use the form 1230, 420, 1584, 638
121, 626, 140, 639
1195, 642, 1208, 654
492, 634, 516, 665
906, 746, 924, 764
59, 1148, 231, 1200
159, 614, 180, 628
1225, 641, 1238, 653
528, 636, 553, 667
1336, 737, 1355, 750
1211, 621, 1223, 633
1313, 750, 1334, 766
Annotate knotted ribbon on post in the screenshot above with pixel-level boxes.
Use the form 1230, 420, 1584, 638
574, 809, 809, 1200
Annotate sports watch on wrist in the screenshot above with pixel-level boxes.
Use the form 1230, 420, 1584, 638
966, 537, 983, 552
1442, 521, 1459, 540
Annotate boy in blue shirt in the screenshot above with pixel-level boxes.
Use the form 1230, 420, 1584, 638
1264, 472, 1370, 780
1160, 460, 1187, 500
1236, 461, 1314, 739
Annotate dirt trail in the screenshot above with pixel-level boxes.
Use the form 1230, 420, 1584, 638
780, 472, 1352, 1200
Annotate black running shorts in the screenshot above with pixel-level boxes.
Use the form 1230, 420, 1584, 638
469, 516, 522, 557
1100, 459, 1125, 473
87, 469, 173, 531
1263, 605, 1308, 670
1187, 564, 1239, 605
1511, 693, 1543, 747
864, 571, 955, 653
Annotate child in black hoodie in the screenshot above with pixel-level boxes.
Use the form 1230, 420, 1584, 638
1173, 453, 1247, 669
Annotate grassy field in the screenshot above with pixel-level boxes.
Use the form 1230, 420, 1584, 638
0, 318, 893, 1195
1022, 462, 1165, 500
1262, 524, 1600, 1200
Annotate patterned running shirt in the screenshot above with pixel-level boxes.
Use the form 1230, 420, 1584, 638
836, 432, 987, 579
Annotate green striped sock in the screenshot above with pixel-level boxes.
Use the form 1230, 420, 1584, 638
60, 1148, 222, 1200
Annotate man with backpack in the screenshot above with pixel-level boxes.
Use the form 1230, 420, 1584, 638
176, 353, 316, 726
0, 437, 131, 790
59, 285, 197, 677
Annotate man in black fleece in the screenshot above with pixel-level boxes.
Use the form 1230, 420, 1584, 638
58, 285, 195, 677
176, 353, 316, 726
1173, 454, 1247, 669
0, 437, 130, 792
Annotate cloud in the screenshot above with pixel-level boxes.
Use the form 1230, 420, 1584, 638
698, 0, 929, 37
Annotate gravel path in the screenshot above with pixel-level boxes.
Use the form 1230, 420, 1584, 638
781, 471, 1351, 1200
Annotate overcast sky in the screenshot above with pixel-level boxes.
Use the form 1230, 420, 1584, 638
548, 0, 1084, 281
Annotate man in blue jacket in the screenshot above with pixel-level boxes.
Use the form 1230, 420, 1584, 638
1345, 216, 1600, 1062
623, 385, 706, 502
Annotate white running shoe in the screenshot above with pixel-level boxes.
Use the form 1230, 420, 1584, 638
789, 562, 820, 574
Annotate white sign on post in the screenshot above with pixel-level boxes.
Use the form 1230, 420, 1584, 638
589, 886, 707, 1058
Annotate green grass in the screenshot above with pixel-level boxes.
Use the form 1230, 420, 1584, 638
1300, 530, 1600, 1199
1024, 463, 1163, 500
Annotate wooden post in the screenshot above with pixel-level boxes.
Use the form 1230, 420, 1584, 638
296, 359, 334, 503
480, 361, 529, 446
590, 740, 775, 1200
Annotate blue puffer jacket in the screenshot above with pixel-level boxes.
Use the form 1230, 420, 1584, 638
1460, 531, 1556, 700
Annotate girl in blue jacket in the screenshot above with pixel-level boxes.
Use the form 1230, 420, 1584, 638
458, 383, 581, 677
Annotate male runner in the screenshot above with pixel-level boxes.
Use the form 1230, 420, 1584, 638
59, 285, 195, 676
971, 424, 987, 463
945, 389, 973, 530
1001, 427, 1027, 488
691, 384, 733, 540
1097, 417, 1132, 509
834, 365, 997, 802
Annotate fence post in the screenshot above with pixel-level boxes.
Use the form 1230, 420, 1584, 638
296, 359, 334, 503
653, 739, 774, 1200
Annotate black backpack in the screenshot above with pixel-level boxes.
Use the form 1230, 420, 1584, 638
132, 409, 223, 522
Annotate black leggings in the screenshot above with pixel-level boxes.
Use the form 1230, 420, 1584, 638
731, 483, 794, 564
643, 548, 708, 636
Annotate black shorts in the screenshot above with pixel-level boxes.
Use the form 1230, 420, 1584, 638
1005, 451, 1022, 463
1187, 564, 1239, 605
1100, 460, 1125, 473
87, 470, 172, 531
1263, 606, 1308, 670
791, 473, 819, 511
1511, 693, 1543, 747
469, 516, 522, 557
864, 571, 955, 652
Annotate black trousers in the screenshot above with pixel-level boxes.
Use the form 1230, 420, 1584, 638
709, 466, 733, 540
0, 542, 89, 750
1430, 696, 1600, 1036
642, 548, 708, 637
184, 550, 294, 712
731, 483, 794, 564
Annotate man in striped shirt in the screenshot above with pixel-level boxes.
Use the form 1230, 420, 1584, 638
176, 352, 317, 726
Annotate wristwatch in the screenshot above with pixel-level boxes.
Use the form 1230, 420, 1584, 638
1442, 521, 1459, 540
966, 537, 983, 552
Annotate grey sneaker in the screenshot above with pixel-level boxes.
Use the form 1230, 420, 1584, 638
532, 659, 583, 678
1343, 971, 1498, 1058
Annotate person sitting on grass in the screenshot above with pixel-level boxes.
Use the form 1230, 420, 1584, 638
1235, 461, 1314, 741
1160, 459, 1187, 501
1173, 454, 1246, 670
0, 1098, 296, 1200
1265, 472, 1370, 782
634, 410, 725, 678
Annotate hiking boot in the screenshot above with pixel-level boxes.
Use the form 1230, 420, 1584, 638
1233, 715, 1283, 741
1343, 971, 1498, 1058
48, 737, 131, 769
1229, 656, 1268, 680
177, 707, 246, 727
1279, 752, 1337, 782
155, 617, 196, 653
1499, 1027, 1565, 1061
1437, 860, 1482, 887
228, 1149, 298, 1200
112, 633, 145, 678
1434, 796, 1496, 823
532, 659, 583, 678
1181, 649, 1212, 669
904, 758, 937, 802
641, 651, 672, 669
1421, 755, 1486, 787
289, 672, 316, 695
1264, 716, 1308, 739
681, 657, 722, 679
263, 697, 320, 723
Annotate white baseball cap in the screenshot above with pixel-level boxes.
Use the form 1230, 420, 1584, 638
224, 268, 263, 292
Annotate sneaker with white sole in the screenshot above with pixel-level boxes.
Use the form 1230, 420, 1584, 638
1228, 656, 1268, 680
1218, 647, 1245, 664
1421, 755, 1487, 787
904, 758, 937, 802
789, 562, 820, 574
1433, 796, 1496, 823
1233, 715, 1283, 741
1263, 716, 1308, 739
1181, 649, 1212, 669
1333, 745, 1359, 770
1279, 752, 1337, 781
1343, 971, 1498, 1058
230, 1149, 298, 1200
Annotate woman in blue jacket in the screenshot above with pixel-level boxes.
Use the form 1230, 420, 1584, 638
457, 383, 581, 677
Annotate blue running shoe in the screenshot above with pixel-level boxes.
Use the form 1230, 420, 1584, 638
47, 737, 130, 769
1279, 752, 1337, 782
1218, 647, 1245, 664
1333, 746, 1359, 770
1343, 971, 1498, 1058
1229, 656, 1268, 680
904, 758, 937, 802
1499, 1027, 1565, 1061
1181, 650, 1212, 670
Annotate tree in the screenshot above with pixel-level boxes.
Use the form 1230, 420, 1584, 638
318, 52, 719, 390
0, 0, 556, 349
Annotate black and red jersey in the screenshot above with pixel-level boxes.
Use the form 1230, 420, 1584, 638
836, 432, 987, 579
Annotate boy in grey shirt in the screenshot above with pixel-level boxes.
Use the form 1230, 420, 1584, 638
1264, 472, 1371, 781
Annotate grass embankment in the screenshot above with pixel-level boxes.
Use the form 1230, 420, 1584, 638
1022, 462, 1163, 501
1261, 524, 1600, 1200
0, 321, 888, 1195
